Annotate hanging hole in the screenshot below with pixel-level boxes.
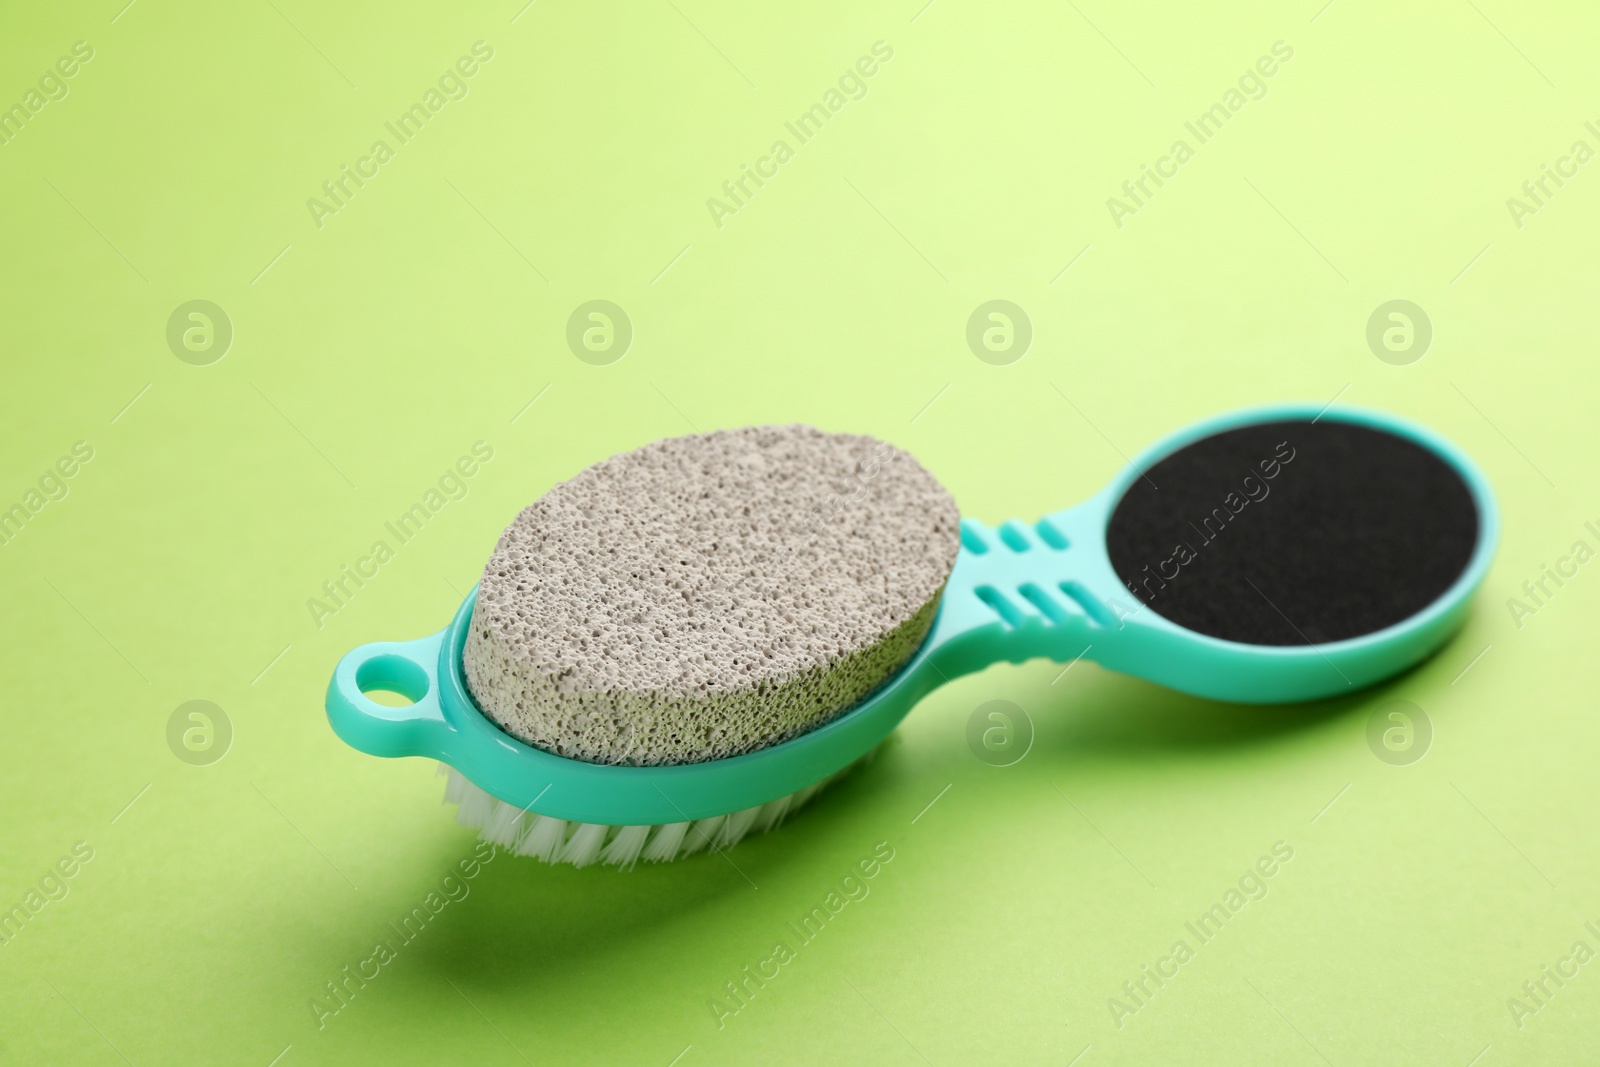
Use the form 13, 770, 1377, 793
362, 689, 418, 708
356, 654, 431, 707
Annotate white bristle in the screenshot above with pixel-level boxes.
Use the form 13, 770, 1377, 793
455, 779, 496, 827
753, 794, 792, 833
678, 815, 727, 857
789, 781, 823, 810
715, 805, 762, 850
559, 823, 609, 867
441, 766, 468, 805
642, 821, 691, 863
516, 814, 567, 862
599, 825, 651, 869
442, 741, 885, 869
481, 801, 527, 848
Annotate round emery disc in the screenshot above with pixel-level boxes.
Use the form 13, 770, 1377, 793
463, 425, 961, 766
1105, 419, 1479, 646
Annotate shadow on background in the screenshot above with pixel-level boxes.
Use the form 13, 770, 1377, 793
384, 634, 1462, 993
1015, 639, 1457, 757
396, 757, 887, 991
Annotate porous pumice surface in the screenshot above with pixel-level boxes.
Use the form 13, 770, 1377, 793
462, 425, 961, 766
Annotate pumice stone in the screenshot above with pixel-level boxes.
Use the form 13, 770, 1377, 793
463, 425, 961, 766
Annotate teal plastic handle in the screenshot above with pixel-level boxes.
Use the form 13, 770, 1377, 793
326, 402, 1498, 825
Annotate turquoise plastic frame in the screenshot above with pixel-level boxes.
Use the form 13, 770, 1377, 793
327, 404, 1498, 826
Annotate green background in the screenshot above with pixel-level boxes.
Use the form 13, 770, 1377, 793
3, 0, 1597, 1063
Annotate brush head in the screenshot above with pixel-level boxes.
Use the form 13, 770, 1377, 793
463, 425, 961, 767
